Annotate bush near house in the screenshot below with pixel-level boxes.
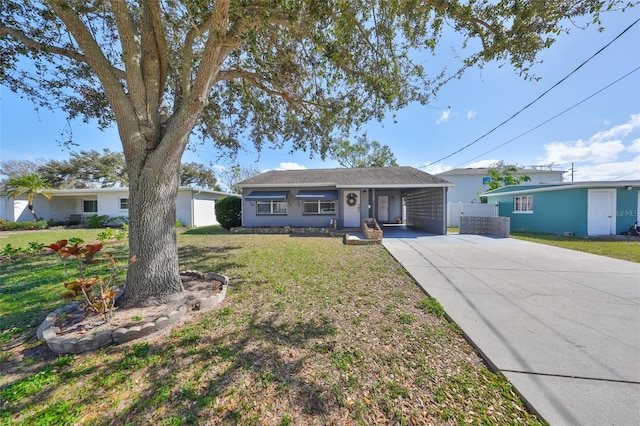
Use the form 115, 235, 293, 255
0, 220, 48, 231
215, 196, 242, 230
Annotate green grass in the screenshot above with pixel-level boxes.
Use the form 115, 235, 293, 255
0, 228, 108, 248
511, 231, 640, 263
0, 227, 543, 425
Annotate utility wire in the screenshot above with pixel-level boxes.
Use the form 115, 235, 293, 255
421, 17, 640, 167
456, 66, 640, 166
609, 169, 640, 180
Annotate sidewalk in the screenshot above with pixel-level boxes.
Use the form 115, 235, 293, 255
382, 231, 640, 425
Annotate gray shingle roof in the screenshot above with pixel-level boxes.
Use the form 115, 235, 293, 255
238, 166, 451, 188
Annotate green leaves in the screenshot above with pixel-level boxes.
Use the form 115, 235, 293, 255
330, 135, 399, 168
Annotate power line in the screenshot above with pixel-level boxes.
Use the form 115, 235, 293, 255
420, 18, 640, 168
609, 169, 640, 180
456, 66, 640, 166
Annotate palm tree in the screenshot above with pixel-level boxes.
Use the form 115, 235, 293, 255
3, 174, 52, 220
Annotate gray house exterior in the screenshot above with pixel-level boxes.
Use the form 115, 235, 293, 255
237, 166, 453, 234
482, 181, 640, 236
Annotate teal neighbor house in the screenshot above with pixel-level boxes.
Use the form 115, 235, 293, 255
482, 181, 640, 236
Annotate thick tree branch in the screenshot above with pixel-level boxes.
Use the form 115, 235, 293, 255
46, 0, 140, 157
111, 0, 147, 120
0, 26, 78, 61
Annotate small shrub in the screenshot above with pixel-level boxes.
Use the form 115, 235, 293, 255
106, 215, 128, 227
0, 220, 48, 231
27, 241, 45, 255
48, 239, 136, 319
47, 219, 67, 227
1, 243, 25, 259
86, 215, 110, 228
215, 196, 242, 230
97, 227, 128, 243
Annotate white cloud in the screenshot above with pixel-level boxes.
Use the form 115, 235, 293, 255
570, 157, 640, 181
466, 110, 477, 120
464, 159, 500, 168
628, 138, 640, 153
276, 162, 307, 170
436, 109, 450, 124
212, 164, 227, 173
590, 113, 640, 144
542, 114, 640, 165
543, 139, 625, 164
423, 164, 452, 175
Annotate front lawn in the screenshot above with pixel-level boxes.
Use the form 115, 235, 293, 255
510, 231, 640, 263
1, 227, 542, 425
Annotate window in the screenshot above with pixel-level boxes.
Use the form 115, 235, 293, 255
119, 198, 129, 210
83, 200, 98, 213
514, 195, 533, 213
303, 200, 336, 215
256, 201, 287, 215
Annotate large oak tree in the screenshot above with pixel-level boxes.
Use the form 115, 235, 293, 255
0, 0, 628, 307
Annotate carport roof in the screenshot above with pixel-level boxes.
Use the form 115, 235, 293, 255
238, 166, 452, 189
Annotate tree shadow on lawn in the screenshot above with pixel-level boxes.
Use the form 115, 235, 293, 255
178, 244, 244, 272
182, 226, 231, 236
2, 306, 339, 424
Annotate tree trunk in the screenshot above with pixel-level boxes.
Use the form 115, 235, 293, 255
117, 153, 185, 308
28, 205, 38, 220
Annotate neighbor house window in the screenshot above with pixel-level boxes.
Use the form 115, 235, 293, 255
303, 200, 336, 215
83, 200, 98, 213
514, 195, 534, 213
256, 201, 287, 215
119, 198, 129, 210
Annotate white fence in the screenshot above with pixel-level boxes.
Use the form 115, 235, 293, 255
447, 202, 499, 227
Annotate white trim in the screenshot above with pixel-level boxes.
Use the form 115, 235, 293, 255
483, 181, 638, 197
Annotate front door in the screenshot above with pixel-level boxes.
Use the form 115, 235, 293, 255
377, 195, 389, 222
588, 189, 616, 235
343, 191, 361, 227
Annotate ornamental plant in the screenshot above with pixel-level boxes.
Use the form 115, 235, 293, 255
47, 239, 136, 319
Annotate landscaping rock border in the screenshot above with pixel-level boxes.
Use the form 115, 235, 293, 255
37, 273, 229, 355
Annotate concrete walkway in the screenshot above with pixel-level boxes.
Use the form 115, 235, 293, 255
381, 229, 640, 425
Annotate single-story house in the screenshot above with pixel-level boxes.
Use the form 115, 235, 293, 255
237, 166, 453, 234
482, 181, 640, 236
0, 186, 233, 227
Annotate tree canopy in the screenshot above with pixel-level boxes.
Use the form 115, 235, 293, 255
330, 136, 398, 168
1, 152, 220, 190
486, 161, 531, 190
0, 0, 629, 307
220, 163, 262, 194
179, 162, 221, 190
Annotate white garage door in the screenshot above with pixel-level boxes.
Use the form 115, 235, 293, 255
193, 199, 218, 227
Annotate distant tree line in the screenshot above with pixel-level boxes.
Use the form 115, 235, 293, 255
0, 149, 222, 190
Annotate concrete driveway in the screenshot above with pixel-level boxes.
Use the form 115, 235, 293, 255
382, 228, 640, 425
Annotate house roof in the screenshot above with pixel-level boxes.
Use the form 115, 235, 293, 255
438, 167, 565, 177
237, 166, 452, 189
482, 181, 639, 197
41, 187, 233, 197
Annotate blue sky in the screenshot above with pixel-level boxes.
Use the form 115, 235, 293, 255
1, 9, 639, 187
